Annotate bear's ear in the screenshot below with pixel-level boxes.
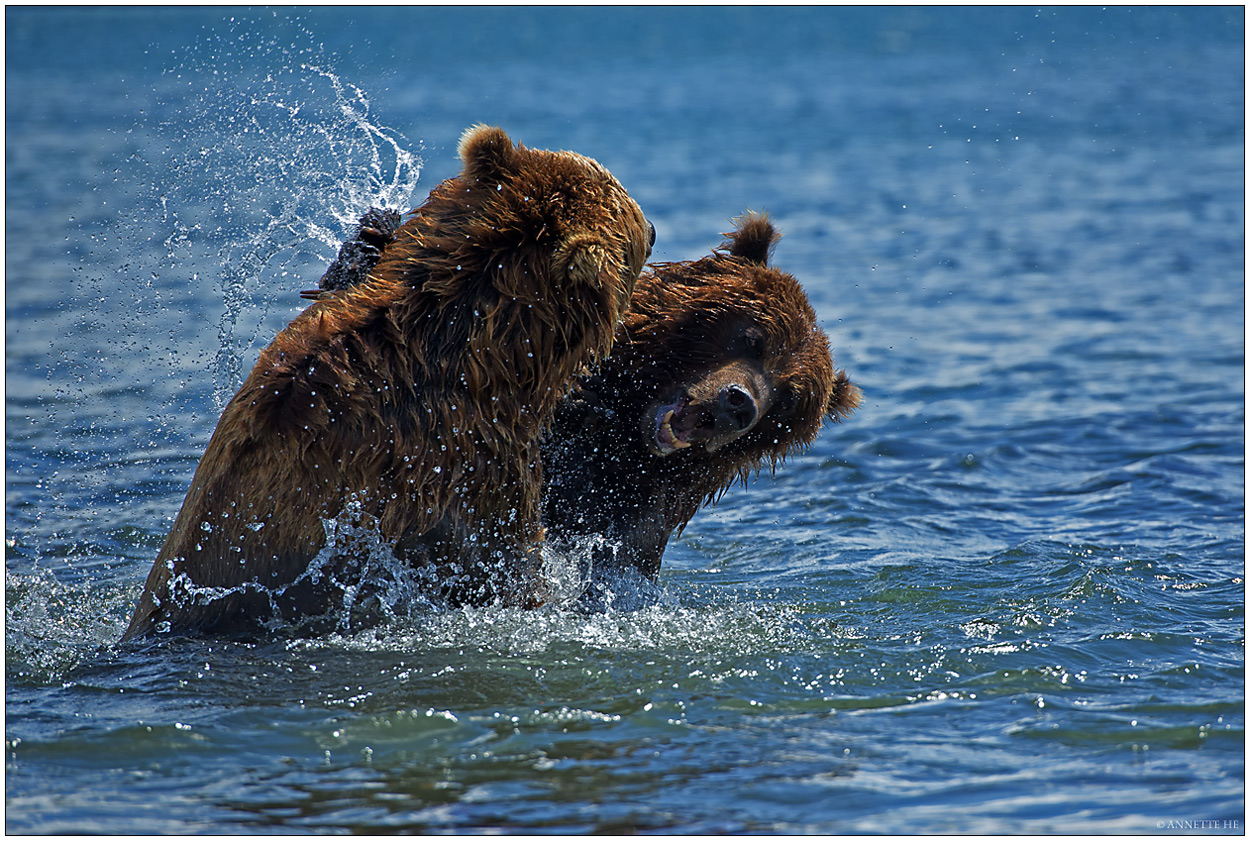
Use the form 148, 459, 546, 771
458, 124, 519, 185
827, 370, 863, 421
556, 234, 609, 288
724, 211, 781, 266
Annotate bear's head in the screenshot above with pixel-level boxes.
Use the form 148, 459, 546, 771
448, 124, 655, 336
597, 212, 859, 474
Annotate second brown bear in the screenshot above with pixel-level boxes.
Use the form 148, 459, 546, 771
542, 212, 861, 581
122, 125, 653, 640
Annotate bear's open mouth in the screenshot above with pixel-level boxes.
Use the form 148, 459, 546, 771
651, 394, 693, 455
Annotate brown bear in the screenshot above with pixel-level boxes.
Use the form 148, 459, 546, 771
121, 125, 653, 641
270, 208, 858, 595
540, 213, 861, 582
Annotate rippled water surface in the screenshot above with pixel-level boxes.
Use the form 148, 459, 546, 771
6, 7, 1244, 834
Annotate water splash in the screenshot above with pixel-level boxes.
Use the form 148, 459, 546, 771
140, 44, 422, 406
17, 20, 424, 668
5, 567, 132, 683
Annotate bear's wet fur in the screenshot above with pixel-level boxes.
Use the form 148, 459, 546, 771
307, 207, 403, 296
541, 213, 860, 579
121, 125, 652, 640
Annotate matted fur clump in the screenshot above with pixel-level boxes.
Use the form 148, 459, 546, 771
122, 125, 653, 640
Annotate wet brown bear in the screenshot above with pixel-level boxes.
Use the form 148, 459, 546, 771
541, 213, 860, 580
121, 125, 652, 640
278, 209, 858, 591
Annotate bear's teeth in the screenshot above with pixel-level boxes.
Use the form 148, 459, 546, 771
657, 409, 691, 451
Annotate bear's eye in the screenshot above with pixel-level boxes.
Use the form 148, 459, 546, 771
742, 327, 766, 356
775, 387, 798, 416
647, 221, 656, 249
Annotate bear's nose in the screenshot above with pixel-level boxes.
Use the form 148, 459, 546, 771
720, 384, 759, 431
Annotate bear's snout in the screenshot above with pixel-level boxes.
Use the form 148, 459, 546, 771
677, 360, 774, 453
719, 383, 759, 432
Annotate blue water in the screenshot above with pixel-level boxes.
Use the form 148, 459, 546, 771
5, 7, 1244, 834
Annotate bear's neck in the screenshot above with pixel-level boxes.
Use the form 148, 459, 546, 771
540, 389, 726, 578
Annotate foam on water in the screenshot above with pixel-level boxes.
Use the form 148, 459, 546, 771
5, 494, 803, 686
